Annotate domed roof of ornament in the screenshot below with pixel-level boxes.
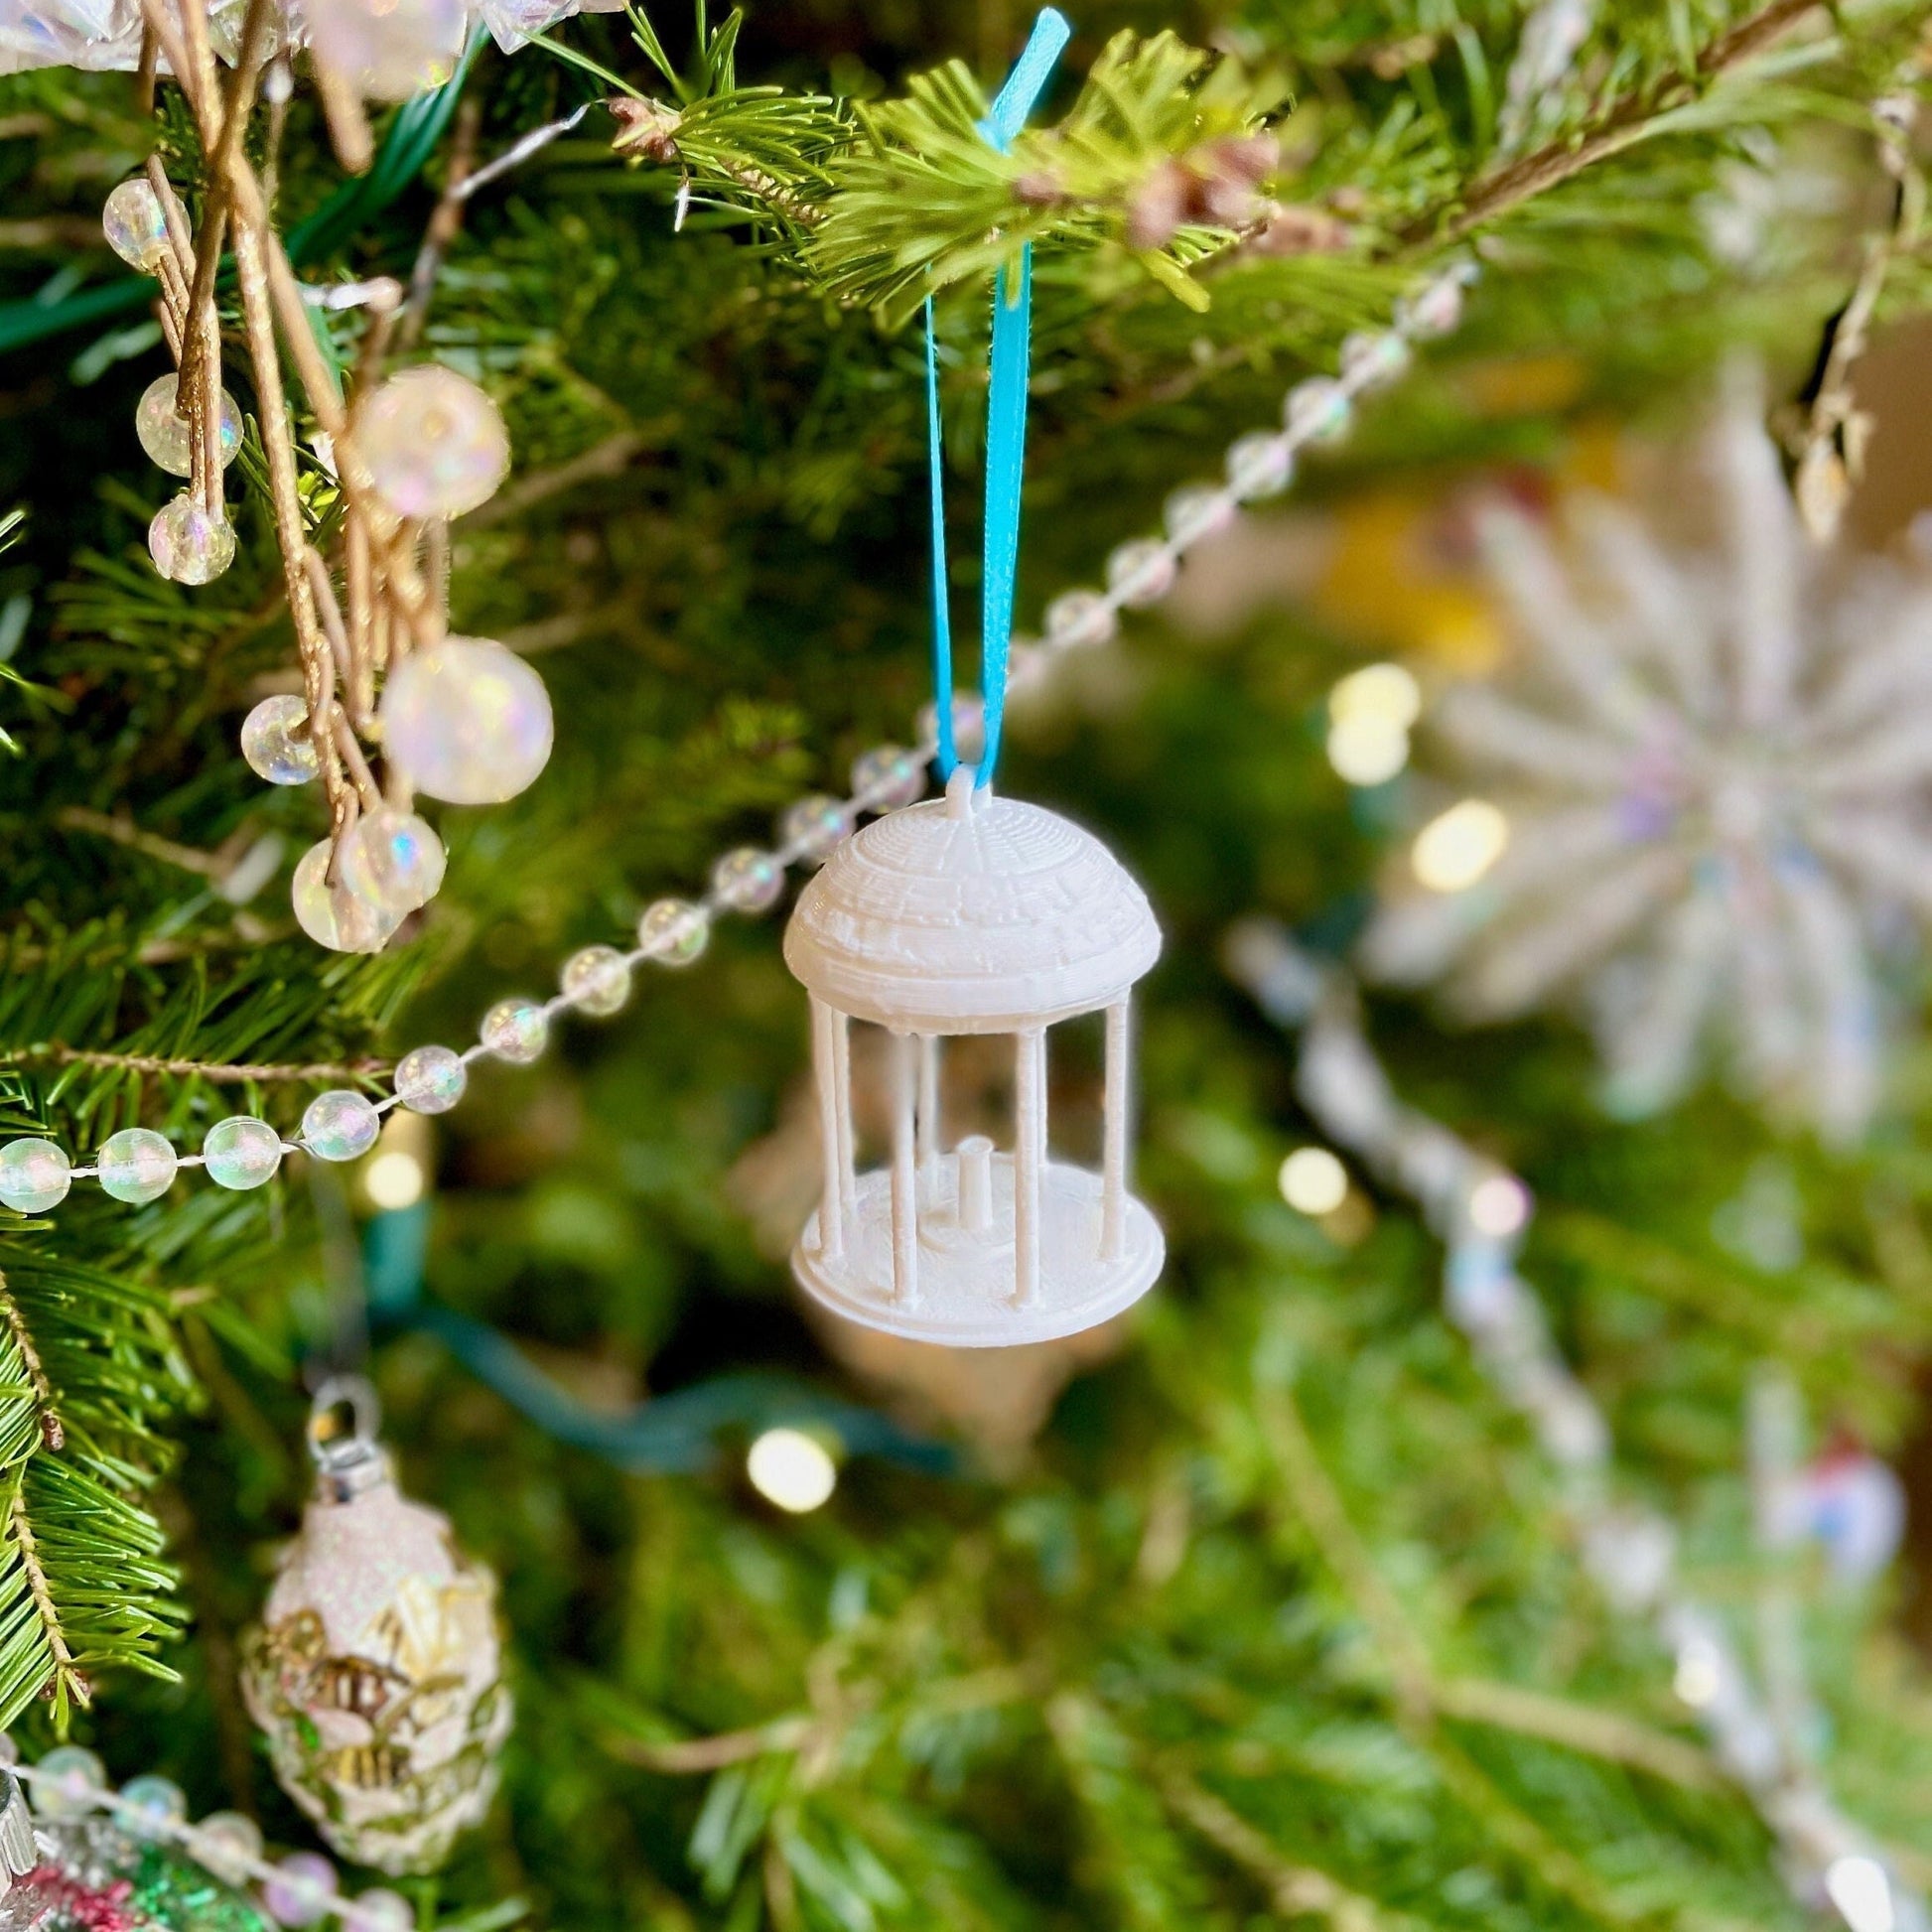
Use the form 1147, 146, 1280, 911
785, 784, 1161, 1031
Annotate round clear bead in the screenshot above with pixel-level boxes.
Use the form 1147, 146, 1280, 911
394, 1043, 468, 1114
264, 1851, 339, 1928
636, 897, 709, 966
1005, 639, 1046, 695
35, 1745, 105, 1820
241, 695, 321, 785
1339, 330, 1411, 390
102, 179, 169, 270
914, 693, 987, 765
352, 1893, 416, 1932
380, 635, 553, 806
118, 1774, 188, 1838
1284, 377, 1352, 445
339, 808, 446, 917
203, 1115, 284, 1190
1104, 537, 1178, 609
1164, 483, 1236, 548
1044, 589, 1118, 650
482, 997, 548, 1063
97, 1127, 178, 1204
1399, 274, 1466, 339
0, 1139, 71, 1214
149, 493, 236, 585
562, 944, 631, 1017
302, 1090, 380, 1163
850, 746, 925, 810
191, 1811, 263, 1885
778, 794, 850, 865
135, 373, 243, 478
711, 846, 785, 915
292, 839, 396, 955
1225, 430, 1294, 501
359, 366, 509, 519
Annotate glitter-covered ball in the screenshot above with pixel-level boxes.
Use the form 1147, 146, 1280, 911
1, 1813, 270, 1932
306, 0, 468, 99
393, 1044, 467, 1115
358, 366, 509, 519
149, 494, 237, 585
97, 1128, 178, 1205
102, 179, 169, 271
340, 809, 447, 918
291, 839, 395, 955
240, 695, 321, 786
204, 1115, 285, 1190
135, 373, 243, 479
0, 1139, 70, 1214
302, 1090, 381, 1163
379, 636, 552, 805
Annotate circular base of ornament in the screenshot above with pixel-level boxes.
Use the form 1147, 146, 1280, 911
791, 1152, 1163, 1347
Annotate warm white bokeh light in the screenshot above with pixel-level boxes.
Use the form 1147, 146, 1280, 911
1279, 1147, 1349, 1216
747, 1428, 837, 1513
1672, 1636, 1722, 1709
1412, 798, 1508, 892
1325, 714, 1411, 786
1330, 662, 1422, 730
363, 1149, 426, 1211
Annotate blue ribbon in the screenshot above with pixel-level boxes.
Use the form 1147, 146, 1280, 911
927, 8, 1069, 789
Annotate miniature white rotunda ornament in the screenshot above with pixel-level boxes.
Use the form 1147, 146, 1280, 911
783, 765, 1164, 1346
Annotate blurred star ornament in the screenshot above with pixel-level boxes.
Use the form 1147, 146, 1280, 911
240, 1380, 511, 1876
1363, 370, 1932, 1140
783, 765, 1164, 1346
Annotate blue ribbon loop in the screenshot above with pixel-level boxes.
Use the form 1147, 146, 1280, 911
926, 8, 1068, 789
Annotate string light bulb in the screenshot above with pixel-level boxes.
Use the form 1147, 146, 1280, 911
1412, 798, 1508, 893
746, 1428, 837, 1513
1325, 661, 1422, 787
1280, 1147, 1348, 1215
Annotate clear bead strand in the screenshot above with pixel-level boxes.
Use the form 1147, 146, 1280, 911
2, 261, 1474, 1207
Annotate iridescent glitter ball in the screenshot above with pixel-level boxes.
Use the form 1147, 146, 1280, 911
358, 366, 509, 519
135, 374, 243, 479
240, 696, 321, 786
379, 636, 553, 805
339, 809, 447, 918
149, 495, 236, 586
102, 179, 169, 271
291, 840, 396, 955
306, 0, 468, 100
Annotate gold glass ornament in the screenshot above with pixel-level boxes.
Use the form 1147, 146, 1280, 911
240, 1380, 511, 1876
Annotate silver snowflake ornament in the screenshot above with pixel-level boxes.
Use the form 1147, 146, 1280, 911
1363, 371, 1932, 1141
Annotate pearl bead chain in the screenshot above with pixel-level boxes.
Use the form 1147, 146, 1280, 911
1225, 920, 1924, 1932
9, 1743, 407, 1931
0, 261, 1477, 1216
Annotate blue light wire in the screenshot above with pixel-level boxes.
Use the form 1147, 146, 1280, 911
926, 9, 1069, 789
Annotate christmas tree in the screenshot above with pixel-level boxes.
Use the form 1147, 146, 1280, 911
4, 0, 1932, 1925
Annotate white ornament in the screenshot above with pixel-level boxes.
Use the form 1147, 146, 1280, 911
1363, 371, 1932, 1141
240, 1382, 511, 1876
782, 766, 1163, 1347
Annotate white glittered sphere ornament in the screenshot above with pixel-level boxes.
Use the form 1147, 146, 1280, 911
291, 838, 396, 954
340, 808, 447, 917
357, 366, 509, 520
306, 0, 468, 98
135, 373, 242, 478
379, 636, 553, 804
783, 765, 1164, 1346
240, 1388, 512, 1876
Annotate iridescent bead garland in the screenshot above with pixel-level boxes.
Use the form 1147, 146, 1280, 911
0, 259, 1477, 1217
6, 1742, 409, 1931
1224, 919, 1925, 1932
